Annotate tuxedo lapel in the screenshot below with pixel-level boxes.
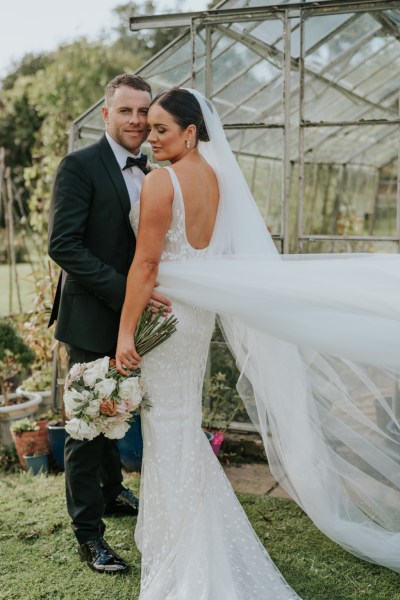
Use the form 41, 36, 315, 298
97, 135, 133, 234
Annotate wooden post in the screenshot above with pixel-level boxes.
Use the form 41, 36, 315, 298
5, 168, 23, 313
3, 168, 13, 313
0, 148, 5, 204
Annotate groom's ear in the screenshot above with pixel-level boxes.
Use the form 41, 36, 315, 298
102, 105, 109, 126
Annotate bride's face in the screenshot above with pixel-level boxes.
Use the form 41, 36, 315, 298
147, 104, 195, 163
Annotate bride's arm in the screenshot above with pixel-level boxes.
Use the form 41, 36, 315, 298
116, 169, 173, 374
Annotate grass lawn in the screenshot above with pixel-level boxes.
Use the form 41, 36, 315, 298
0, 473, 399, 600
0, 263, 37, 316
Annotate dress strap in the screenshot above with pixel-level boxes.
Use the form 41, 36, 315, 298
163, 166, 181, 199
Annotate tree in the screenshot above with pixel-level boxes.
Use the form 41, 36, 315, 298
0, 59, 46, 180
1, 53, 51, 91
22, 37, 145, 247
0, 0, 190, 252
111, 1, 185, 58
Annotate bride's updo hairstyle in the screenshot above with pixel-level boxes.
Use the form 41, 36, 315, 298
150, 88, 210, 144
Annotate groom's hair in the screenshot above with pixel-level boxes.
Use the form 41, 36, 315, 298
105, 74, 152, 106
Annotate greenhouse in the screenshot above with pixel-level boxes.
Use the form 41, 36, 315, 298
2, 4, 400, 593
72, 0, 400, 254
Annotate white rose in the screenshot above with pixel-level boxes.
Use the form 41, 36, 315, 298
118, 377, 142, 406
65, 418, 99, 441
84, 397, 102, 418
83, 357, 110, 387
126, 394, 142, 411
147, 161, 159, 171
69, 362, 85, 380
64, 389, 91, 416
94, 378, 117, 400
65, 362, 86, 389
104, 419, 131, 440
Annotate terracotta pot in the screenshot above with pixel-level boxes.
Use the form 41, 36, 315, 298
12, 428, 50, 469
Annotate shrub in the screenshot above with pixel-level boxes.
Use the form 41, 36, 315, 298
10, 418, 38, 433
0, 319, 36, 400
0, 443, 20, 473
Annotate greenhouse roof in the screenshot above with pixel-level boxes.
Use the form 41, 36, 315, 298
72, 0, 400, 169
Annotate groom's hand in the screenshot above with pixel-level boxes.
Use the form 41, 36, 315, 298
149, 283, 172, 315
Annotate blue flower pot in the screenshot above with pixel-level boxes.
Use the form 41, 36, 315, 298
47, 424, 66, 470
24, 453, 49, 475
117, 413, 143, 472
204, 431, 214, 443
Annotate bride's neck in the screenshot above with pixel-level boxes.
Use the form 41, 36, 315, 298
170, 148, 200, 165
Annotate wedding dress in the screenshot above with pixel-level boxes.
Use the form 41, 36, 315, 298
131, 166, 300, 599
130, 88, 400, 597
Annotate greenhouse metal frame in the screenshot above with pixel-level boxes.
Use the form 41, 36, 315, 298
71, 0, 400, 254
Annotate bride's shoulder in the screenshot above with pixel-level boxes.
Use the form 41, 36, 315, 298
143, 167, 173, 186
141, 167, 174, 203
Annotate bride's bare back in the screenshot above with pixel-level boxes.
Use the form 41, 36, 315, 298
169, 159, 219, 250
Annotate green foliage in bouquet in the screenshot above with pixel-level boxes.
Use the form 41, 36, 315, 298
135, 305, 178, 356
63, 305, 178, 441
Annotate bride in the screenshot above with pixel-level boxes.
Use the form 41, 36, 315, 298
116, 88, 400, 598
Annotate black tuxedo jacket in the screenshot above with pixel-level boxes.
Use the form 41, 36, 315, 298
48, 135, 136, 353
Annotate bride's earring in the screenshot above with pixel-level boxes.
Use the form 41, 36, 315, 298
186, 140, 190, 149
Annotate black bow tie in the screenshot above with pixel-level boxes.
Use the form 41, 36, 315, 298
122, 155, 148, 174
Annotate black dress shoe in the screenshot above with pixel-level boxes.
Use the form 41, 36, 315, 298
104, 488, 139, 517
78, 537, 129, 574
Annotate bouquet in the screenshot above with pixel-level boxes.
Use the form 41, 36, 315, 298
64, 306, 178, 440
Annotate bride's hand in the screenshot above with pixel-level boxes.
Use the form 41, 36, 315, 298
116, 332, 142, 375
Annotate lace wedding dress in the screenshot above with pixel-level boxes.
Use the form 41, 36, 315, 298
130, 166, 300, 600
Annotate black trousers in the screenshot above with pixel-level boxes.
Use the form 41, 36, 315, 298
64, 344, 124, 544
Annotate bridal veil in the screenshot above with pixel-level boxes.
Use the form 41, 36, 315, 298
157, 89, 400, 572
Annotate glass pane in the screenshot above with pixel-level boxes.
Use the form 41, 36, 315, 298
228, 131, 283, 234
203, 337, 250, 426
300, 149, 398, 238
304, 11, 400, 121
300, 239, 399, 254
303, 124, 399, 168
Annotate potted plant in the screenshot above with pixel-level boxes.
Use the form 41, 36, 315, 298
16, 265, 57, 414
0, 320, 41, 445
23, 451, 49, 475
10, 417, 49, 470
46, 410, 66, 470
203, 372, 244, 456
17, 364, 53, 412
45, 347, 68, 471
117, 413, 143, 472
203, 372, 229, 455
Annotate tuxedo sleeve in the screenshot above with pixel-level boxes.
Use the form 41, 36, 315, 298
48, 154, 126, 312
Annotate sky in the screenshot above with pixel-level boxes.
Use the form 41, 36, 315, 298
0, 0, 209, 79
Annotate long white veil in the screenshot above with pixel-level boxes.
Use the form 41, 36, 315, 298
157, 89, 400, 572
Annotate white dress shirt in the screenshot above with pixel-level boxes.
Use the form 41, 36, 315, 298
105, 132, 145, 209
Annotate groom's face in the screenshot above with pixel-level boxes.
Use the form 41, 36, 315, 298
102, 85, 151, 154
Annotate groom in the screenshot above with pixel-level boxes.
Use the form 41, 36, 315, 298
48, 74, 169, 574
